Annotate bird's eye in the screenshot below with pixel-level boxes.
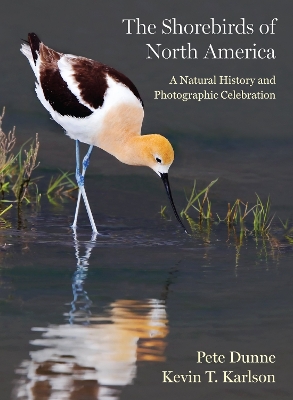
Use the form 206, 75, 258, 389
156, 157, 161, 163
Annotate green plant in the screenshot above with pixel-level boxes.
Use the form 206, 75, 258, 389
159, 205, 167, 217
0, 203, 13, 217
0, 107, 16, 197
253, 194, 274, 235
12, 134, 40, 203
220, 199, 256, 231
181, 178, 218, 221
46, 170, 77, 204
0, 108, 41, 205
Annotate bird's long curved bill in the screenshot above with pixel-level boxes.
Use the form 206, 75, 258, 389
160, 173, 188, 234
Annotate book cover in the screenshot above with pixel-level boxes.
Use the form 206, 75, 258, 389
0, 0, 292, 399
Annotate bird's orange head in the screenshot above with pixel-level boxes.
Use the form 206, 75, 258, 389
130, 134, 174, 175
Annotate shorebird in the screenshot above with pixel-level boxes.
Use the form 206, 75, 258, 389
21, 33, 187, 234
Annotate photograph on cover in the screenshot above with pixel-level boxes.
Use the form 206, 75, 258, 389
0, 0, 292, 399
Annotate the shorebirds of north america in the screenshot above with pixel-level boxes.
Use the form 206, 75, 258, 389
21, 33, 187, 234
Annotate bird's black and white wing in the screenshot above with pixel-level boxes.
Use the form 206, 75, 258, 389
21, 33, 144, 143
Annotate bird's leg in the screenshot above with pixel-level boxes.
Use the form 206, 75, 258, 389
72, 140, 98, 233
72, 140, 84, 228
72, 143, 93, 226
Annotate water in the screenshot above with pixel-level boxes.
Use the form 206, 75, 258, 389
0, 198, 291, 399
0, 0, 293, 398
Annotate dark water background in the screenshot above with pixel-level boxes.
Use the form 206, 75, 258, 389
0, 0, 293, 399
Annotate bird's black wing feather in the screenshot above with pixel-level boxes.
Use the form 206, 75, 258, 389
28, 32, 143, 117
70, 58, 144, 109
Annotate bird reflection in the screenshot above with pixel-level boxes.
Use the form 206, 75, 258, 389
14, 233, 169, 400
68, 231, 96, 325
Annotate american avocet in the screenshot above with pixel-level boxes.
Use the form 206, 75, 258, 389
21, 33, 187, 234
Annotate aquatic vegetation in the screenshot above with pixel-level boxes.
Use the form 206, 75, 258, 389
180, 178, 218, 221
12, 134, 40, 203
0, 107, 40, 204
0, 203, 13, 228
221, 199, 256, 229
47, 170, 77, 205
279, 217, 289, 230
159, 205, 167, 218
0, 107, 77, 218
176, 180, 281, 268
0, 107, 16, 196
252, 194, 274, 235
0, 203, 12, 216
277, 218, 293, 245
176, 180, 277, 242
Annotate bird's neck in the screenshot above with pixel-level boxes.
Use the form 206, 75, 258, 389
95, 102, 143, 159
104, 135, 149, 166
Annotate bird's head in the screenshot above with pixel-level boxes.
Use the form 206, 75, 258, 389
133, 134, 187, 233
137, 134, 174, 175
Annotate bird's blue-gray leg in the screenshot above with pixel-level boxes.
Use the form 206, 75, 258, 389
72, 140, 98, 233
72, 142, 93, 226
